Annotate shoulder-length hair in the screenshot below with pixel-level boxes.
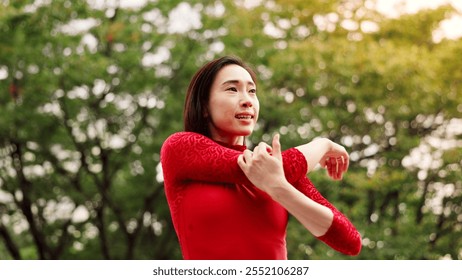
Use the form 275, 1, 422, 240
183, 55, 257, 137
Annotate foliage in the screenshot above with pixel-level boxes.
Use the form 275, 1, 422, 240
0, 0, 461, 259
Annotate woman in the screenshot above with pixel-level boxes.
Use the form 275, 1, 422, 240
160, 56, 361, 260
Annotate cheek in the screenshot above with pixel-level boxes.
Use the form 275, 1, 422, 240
208, 100, 233, 122
210, 94, 236, 110
254, 100, 260, 120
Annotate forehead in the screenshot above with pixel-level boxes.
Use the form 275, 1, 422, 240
214, 64, 255, 85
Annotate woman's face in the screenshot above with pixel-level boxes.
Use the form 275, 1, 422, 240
207, 64, 259, 145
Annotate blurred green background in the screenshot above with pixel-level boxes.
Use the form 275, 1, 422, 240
0, 0, 461, 260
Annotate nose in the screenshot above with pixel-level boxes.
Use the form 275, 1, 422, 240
242, 100, 252, 108
240, 93, 253, 108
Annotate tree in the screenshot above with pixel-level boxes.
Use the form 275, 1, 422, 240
0, 0, 211, 259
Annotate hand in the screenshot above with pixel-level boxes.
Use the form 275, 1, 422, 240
237, 134, 288, 193
319, 141, 349, 180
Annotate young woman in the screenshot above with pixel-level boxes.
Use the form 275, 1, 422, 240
160, 56, 362, 260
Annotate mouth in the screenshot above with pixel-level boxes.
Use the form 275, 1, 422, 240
235, 113, 254, 120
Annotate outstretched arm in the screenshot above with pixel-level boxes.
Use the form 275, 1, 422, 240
160, 132, 307, 186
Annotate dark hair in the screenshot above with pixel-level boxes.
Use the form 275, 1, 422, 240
183, 56, 257, 137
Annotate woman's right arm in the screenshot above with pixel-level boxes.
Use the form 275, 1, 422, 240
160, 132, 307, 185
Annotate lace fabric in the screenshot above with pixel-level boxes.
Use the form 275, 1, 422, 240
160, 131, 361, 259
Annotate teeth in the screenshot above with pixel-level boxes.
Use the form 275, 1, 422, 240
236, 115, 252, 119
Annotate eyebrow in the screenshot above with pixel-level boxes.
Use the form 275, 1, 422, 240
222, 80, 256, 87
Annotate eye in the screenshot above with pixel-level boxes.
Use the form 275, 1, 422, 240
226, 87, 238, 92
249, 88, 257, 94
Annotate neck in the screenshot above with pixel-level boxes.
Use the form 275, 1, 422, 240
211, 134, 245, 146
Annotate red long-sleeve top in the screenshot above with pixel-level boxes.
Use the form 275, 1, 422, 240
160, 132, 361, 260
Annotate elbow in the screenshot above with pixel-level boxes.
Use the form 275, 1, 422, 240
341, 231, 362, 256
317, 216, 363, 256
348, 234, 362, 256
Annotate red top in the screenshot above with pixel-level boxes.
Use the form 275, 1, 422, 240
160, 132, 361, 259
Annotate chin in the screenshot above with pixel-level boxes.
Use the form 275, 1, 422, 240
240, 129, 253, 136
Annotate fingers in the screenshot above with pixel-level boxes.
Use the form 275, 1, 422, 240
344, 154, 350, 172
255, 142, 271, 155
253, 142, 272, 158
238, 135, 283, 171
238, 150, 253, 168
326, 156, 348, 180
326, 157, 336, 179
242, 149, 253, 162
237, 154, 245, 170
272, 134, 282, 161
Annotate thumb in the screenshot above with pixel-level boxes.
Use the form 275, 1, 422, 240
272, 133, 282, 161
320, 156, 328, 168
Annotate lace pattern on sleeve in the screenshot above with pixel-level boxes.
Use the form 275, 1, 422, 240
294, 177, 362, 255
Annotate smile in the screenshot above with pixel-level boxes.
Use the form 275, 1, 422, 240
235, 114, 254, 119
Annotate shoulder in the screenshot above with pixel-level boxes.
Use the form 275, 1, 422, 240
163, 131, 211, 146
161, 132, 214, 153
160, 132, 219, 168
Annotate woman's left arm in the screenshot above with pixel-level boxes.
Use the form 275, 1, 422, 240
238, 134, 334, 236
292, 176, 362, 255
238, 134, 361, 255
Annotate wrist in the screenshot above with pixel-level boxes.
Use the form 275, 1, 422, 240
295, 137, 335, 173
319, 137, 333, 152
266, 179, 293, 201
